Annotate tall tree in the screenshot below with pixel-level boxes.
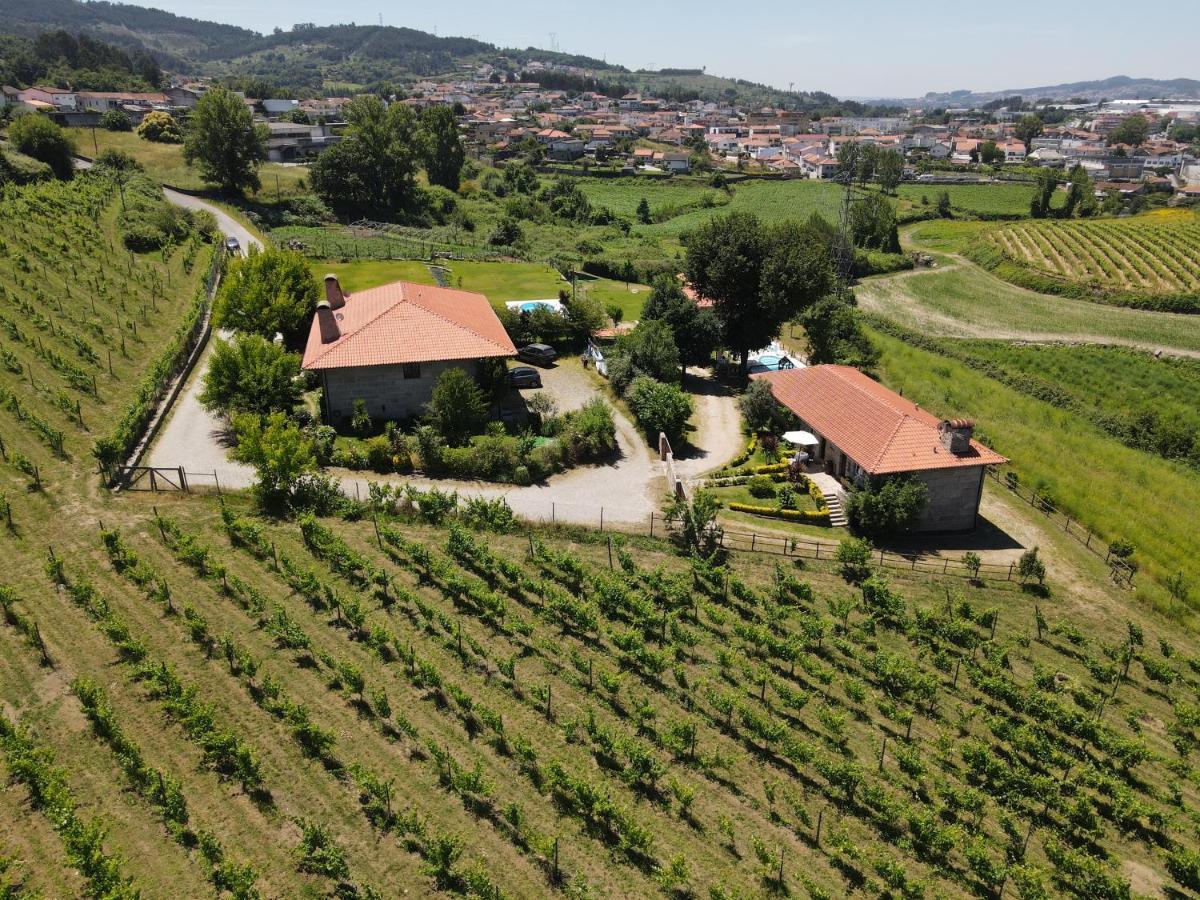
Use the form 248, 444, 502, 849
799, 294, 879, 370
183, 87, 268, 196
640, 275, 721, 376
1015, 114, 1043, 149
213, 247, 320, 346
685, 212, 832, 371
310, 95, 420, 218
420, 105, 465, 190
1109, 115, 1149, 147
200, 334, 302, 416
876, 149, 903, 194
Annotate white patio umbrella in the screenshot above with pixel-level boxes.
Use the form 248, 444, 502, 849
781, 430, 819, 446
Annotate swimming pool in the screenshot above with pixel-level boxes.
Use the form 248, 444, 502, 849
756, 354, 781, 369
520, 301, 550, 313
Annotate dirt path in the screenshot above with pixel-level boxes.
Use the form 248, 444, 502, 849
856, 254, 1200, 360
675, 368, 743, 480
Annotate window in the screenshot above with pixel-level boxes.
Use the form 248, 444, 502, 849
402, 363, 421, 380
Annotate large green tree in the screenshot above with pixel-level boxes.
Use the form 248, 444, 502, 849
8, 113, 75, 180
799, 294, 879, 370
875, 148, 903, 194
685, 212, 832, 370
420, 105, 465, 190
608, 318, 682, 394
310, 95, 420, 219
231, 412, 317, 512
183, 86, 268, 195
1109, 115, 1149, 147
640, 275, 721, 375
213, 247, 320, 346
200, 334, 302, 416
1015, 114, 1043, 149
848, 193, 900, 252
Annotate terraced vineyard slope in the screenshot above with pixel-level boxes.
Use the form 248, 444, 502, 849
971, 209, 1200, 311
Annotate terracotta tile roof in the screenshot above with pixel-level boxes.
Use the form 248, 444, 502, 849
753, 365, 1007, 474
302, 281, 515, 371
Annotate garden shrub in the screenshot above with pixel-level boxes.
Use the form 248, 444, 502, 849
627, 376, 692, 445
746, 475, 776, 499
846, 475, 928, 537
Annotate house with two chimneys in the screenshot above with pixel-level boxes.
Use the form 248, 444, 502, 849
302, 275, 515, 424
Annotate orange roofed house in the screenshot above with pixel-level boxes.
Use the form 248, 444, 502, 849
753, 365, 1007, 532
302, 275, 516, 424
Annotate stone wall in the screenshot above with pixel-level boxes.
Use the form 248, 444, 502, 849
321, 360, 463, 423
911, 466, 985, 532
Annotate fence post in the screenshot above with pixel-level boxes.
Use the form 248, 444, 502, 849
1008, 563, 1014, 582
649, 512, 654, 538
552, 502, 555, 523
149, 468, 157, 492
750, 533, 756, 552
179, 467, 188, 493
600, 507, 604, 532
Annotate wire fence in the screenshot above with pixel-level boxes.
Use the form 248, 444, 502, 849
985, 468, 1135, 587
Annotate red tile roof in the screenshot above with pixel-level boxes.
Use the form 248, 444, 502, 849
302, 281, 516, 370
753, 365, 1007, 474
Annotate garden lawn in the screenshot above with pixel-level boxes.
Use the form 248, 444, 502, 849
868, 325, 1200, 616
312, 259, 566, 306
581, 277, 651, 321
81, 129, 310, 201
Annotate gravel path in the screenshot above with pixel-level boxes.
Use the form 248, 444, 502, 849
144, 194, 740, 524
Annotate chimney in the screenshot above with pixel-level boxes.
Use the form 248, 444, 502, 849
939, 418, 975, 453
315, 301, 340, 344
324, 274, 345, 309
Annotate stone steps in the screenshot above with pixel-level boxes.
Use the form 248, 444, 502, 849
822, 490, 849, 527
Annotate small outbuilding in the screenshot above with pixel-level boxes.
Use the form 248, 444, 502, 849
302, 275, 516, 425
753, 365, 1007, 532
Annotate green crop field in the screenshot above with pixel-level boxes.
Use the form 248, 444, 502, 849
867, 326, 1200, 616
5, 171, 1200, 900
952, 342, 1200, 437
974, 209, 1200, 311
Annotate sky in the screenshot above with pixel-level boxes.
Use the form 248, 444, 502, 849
140, 0, 1199, 99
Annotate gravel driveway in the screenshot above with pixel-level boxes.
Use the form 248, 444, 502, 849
145, 193, 739, 526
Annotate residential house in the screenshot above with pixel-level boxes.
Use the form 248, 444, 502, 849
302, 275, 516, 423
752, 365, 1007, 532
661, 151, 691, 173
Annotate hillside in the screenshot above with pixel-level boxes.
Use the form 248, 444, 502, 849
0, 0, 855, 106
911, 75, 1200, 105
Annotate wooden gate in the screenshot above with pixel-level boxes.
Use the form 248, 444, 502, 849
119, 466, 189, 492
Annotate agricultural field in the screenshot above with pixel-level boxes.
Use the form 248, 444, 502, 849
79, 129, 311, 203
3, 172, 1200, 899
856, 239, 1200, 356
867, 326, 1200, 617
973, 209, 1200, 311
579, 178, 1037, 240
951, 342, 1200, 439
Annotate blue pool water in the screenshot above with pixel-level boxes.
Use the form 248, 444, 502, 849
756, 354, 781, 369
520, 302, 548, 313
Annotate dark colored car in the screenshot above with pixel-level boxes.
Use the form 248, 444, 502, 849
507, 366, 543, 388
517, 343, 557, 366
224, 236, 241, 254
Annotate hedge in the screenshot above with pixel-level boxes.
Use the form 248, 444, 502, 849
726, 501, 831, 524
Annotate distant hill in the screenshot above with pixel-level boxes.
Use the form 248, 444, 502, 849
907, 75, 1200, 106
0, 0, 886, 110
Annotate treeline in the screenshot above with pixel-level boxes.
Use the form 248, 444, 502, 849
520, 70, 631, 98
0, 29, 161, 90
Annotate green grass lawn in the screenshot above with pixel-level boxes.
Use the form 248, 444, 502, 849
80, 129, 310, 201
313, 259, 566, 306
895, 182, 1035, 218
580, 277, 651, 321
856, 253, 1200, 354
868, 326, 1200, 616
